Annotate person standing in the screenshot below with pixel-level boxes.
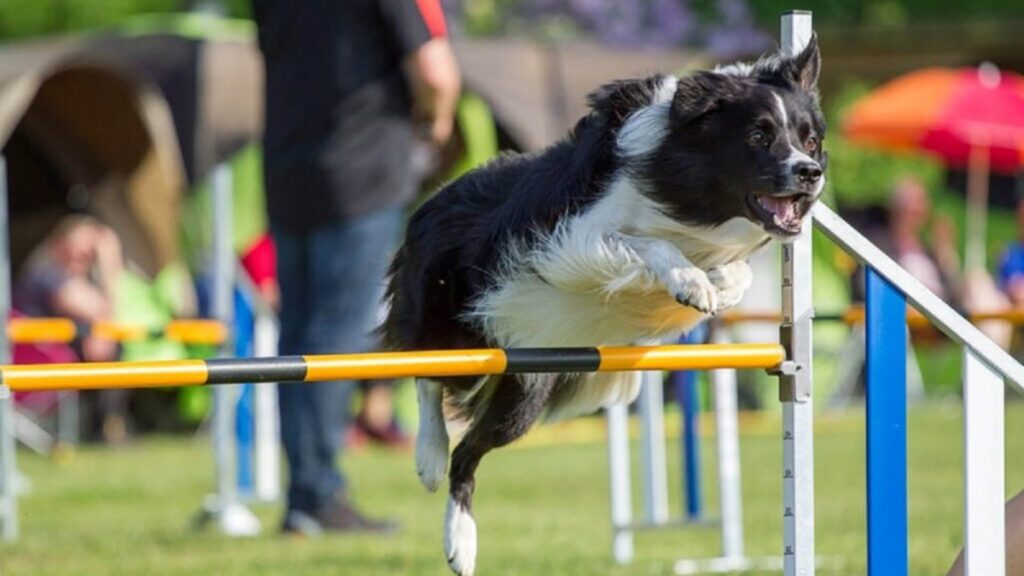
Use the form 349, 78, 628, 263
251, 0, 460, 534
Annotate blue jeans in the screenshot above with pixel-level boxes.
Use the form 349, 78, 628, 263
272, 205, 403, 514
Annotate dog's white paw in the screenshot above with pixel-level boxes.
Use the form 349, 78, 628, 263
665, 267, 718, 315
445, 497, 477, 576
416, 380, 449, 492
707, 261, 753, 311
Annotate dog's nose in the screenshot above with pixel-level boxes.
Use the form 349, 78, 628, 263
793, 161, 823, 185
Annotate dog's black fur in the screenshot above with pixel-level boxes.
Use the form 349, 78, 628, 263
382, 37, 825, 576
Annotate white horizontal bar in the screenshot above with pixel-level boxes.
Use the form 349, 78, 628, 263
813, 203, 1024, 389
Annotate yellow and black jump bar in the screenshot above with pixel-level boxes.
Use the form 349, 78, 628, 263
721, 306, 1024, 328
7, 318, 227, 345
0, 344, 785, 392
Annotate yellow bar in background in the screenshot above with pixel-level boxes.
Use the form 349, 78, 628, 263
8, 318, 77, 344
165, 320, 228, 345
304, 349, 509, 381
2, 360, 208, 391
722, 307, 1024, 328
6, 318, 227, 344
92, 320, 148, 342
597, 344, 785, 371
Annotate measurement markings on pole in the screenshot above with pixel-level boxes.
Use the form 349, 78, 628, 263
782, 408, 798, 564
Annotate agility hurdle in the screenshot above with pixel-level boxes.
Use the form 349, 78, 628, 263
0, 344, 785, 392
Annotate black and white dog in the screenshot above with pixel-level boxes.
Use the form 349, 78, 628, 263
383, 37, 825, 576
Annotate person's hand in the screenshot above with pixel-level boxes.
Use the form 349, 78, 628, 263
93, 225, 123, 299
406, 38, 460, 148
82, 335, 119, 363
1009, 275, 1024, 306
931, 214, 961, 274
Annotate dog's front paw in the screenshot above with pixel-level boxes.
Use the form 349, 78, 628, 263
445, 497, 478, 576
665, 267, 718, 314
707, 261, 753, 310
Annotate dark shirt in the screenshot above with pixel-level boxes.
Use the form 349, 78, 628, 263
252, 0, 443, 230
13, 256, 70, 317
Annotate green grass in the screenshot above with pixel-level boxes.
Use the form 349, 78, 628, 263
2, 404, 1023, 576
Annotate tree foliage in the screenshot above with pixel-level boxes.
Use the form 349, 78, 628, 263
0, 0, 251, 39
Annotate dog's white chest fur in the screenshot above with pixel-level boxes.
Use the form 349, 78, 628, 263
464, 176, 762, 419
468, 175, 764, 349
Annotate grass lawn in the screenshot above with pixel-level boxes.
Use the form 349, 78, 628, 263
2, 403, 1023, 576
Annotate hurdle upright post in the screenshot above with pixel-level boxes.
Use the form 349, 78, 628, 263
205, 163, 259, 536
864, 269, 908, 576
607, 401, 634, 564
778, 12, 815, 576
0, 155, 17, 542
638, 370, 669, 525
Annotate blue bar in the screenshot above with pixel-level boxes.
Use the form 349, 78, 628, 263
865, 268, 908, 576
234, 288, 255, 496
671, 325, 706, 520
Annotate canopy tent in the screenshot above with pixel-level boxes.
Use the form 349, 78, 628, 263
0, 31, 264, 279
453, 39, 705, 151
0, 37, 184, 278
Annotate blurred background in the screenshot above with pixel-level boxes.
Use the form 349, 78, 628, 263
0, 1, 1023, 575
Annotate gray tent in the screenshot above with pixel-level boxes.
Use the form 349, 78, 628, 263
0, 32, 261, 278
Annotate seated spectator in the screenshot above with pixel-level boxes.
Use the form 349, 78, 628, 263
13, 215, 128, 442
998, 198, 1024, 306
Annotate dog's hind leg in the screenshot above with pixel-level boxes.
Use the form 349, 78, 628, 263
445, 374, 556, 576
416, 379, 450, 492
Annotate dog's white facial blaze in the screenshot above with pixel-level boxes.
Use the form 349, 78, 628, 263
773, 92, 790, 137
772, 90, 826, 197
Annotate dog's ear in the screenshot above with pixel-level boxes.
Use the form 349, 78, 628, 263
670, 71, 735, 126
587, 75, 670, 129
782, 33, 820, 94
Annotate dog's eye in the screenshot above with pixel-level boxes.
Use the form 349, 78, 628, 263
748, 129, 771, 147
804, 136, 819, 153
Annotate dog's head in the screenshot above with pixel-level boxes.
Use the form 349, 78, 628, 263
615, 37, 826, 241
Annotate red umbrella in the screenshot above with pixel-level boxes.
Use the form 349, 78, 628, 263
844, 63, 1024, 270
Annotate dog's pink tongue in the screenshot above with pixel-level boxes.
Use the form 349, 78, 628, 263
761, 197, 800, 227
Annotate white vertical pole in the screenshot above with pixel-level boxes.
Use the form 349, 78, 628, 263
607, 402, 634, 564
0, 155, 17, 542
711, 331, 744, 560
638, 370, 669, 524
780, 13, 815, 576
211, 163, 238, 521
963, 350, 1005, 576
253, 310, 281, 502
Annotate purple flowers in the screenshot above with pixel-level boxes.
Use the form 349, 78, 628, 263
442, 0, 770, 57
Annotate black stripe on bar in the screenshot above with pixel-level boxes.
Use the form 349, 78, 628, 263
503, 347, 601, 373
205, 356, 307, 384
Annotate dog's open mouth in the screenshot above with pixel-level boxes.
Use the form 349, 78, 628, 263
748, 193, 811, 235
